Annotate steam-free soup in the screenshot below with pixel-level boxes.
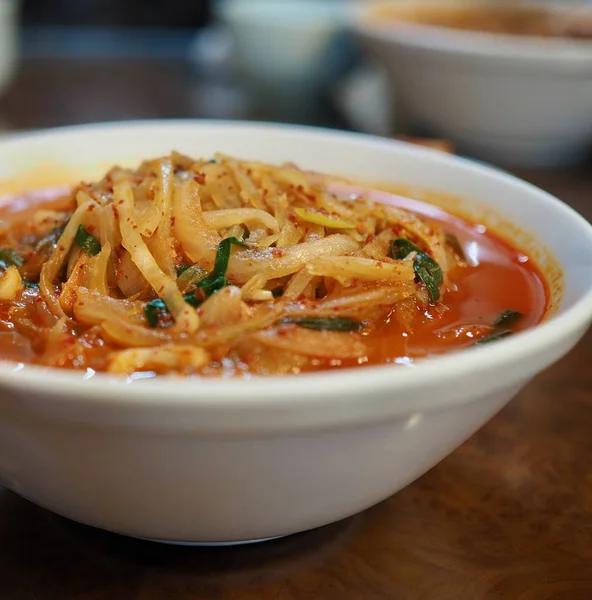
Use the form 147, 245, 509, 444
0, 153, 548, 376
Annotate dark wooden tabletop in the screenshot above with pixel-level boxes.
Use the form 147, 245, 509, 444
1, 59, 591, 600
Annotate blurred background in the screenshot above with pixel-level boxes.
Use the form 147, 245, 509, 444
0, 0, 591, 168
0, 0, 365, 131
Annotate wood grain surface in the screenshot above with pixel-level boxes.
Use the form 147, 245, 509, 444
0, 59, 591, 600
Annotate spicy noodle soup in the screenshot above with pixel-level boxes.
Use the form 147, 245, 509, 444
0, 153, 548, 377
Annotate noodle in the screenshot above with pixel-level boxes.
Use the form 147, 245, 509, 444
0, 152, 479, 376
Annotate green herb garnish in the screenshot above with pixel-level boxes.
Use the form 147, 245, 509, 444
475, 330, 513, 346
196, 237, 247, 297
0, 248, 25, 270
145, 238, 246, 328
445, 233, 466, 261
144, 293, 204, 327
177, 265, 192, 276
183, 292, 203, 308
24, 281, 39, 289
272, 288, 284, 298
493, 309, 523, 328
74, 225, 101, 256
144, 298, 168, 328
391, 238, 420, 260
391, 238, 443, 304
475, 310, 525, 346
281, 316, 364, 333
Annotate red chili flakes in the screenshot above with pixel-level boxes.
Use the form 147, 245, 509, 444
193, 173, 206, 185
86, 225, 96, 233
88, 204, 96, 212
170, 216, 176, 227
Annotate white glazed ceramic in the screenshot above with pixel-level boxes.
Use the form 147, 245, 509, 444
0, 121, 591, 544
352, 0, 592, 168
215, 0, 345, 117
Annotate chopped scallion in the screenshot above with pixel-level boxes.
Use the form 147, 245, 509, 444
391, 238, 443, 304
196, 237, 247, 297
74, 226, 101, 256
0, 248, 25, 270
493, 309, 523, 328
280, 316, 364, 333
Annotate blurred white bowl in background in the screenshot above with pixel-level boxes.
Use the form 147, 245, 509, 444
352, 0, 592, 168
215, 0, 346, 116
0, 0, 18, 97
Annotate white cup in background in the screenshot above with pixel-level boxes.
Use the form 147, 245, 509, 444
215, 0, 348, 118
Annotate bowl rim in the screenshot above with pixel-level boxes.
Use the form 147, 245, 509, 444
0, 119, 591, 412
351, 0, 592, 63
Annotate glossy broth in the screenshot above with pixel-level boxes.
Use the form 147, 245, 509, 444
0, 185, 549, 375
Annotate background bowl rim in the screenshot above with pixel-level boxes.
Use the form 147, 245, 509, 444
0, 119, 591, 414
351, 0, 592, 63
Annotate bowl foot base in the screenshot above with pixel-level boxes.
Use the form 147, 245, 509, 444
131, 535, 286, 547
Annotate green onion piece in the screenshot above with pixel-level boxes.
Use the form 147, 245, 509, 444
144, 299, 167, 328
177, 265, 192, 276
144, 293, 204, 327
391, 238, 443, 304
74, 225, 101, 256
0, 248, 25, 270
391, 238, 421, 260
475, 330, 513, 346
280, 316, 364, 332
197, 237, 247, 297
445, 233, 466, 262
183, 292, 203, 308
272, 288, 284, 298
414, 253, 443, 304
493, 309, 523, 328
24, 281, 39, 289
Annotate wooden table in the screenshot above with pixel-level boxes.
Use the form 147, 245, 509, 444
1, 59, 591, 600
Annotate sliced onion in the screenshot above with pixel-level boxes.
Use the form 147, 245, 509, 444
40, 199, 99, 318
306, 256, 415, 284
200, 286, 247, 328
227, 234, 359, 284
0, 266, 24, 301
73, 288, 146, 327
253, 327, 367, 360
116, 180, 199, 334
108, 345, 210, 375
204, 208, 279, 233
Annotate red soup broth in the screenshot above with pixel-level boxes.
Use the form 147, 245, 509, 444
0, 185, 549, 373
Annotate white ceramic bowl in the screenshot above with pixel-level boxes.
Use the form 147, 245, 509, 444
352, 0, 592, 168
0, 121, 591, 544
